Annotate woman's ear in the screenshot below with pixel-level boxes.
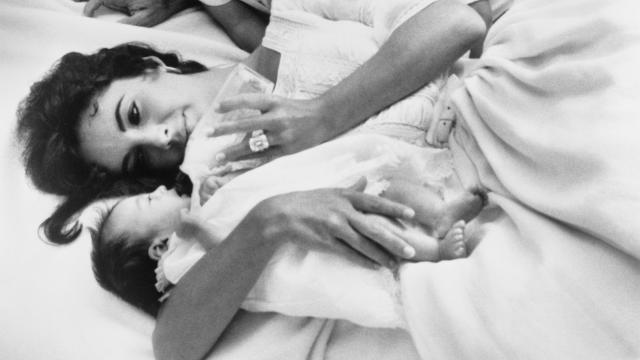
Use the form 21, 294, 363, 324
148, 237, 169, 261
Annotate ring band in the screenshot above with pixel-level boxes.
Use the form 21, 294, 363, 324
248, 130, 270, 153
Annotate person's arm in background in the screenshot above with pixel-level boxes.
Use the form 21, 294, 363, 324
201, 0, 268, 52
153, 183, 419, 360
74, 0, 266, 51
213, 0, 487, 160
74, 0, 198, 26
468, 0, 492, 58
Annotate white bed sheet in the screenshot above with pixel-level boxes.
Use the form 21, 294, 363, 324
0, 1, 245, 359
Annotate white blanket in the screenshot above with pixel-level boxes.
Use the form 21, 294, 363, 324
400, 0, 640, 358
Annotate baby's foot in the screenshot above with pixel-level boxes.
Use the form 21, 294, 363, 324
439, 220, 468, 260
435, 187, 487, 238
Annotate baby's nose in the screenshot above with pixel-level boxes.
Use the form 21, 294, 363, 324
150, 185, 168, 199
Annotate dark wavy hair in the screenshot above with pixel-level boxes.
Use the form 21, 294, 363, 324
16, 43, 201, 245
90, 206, 161, 317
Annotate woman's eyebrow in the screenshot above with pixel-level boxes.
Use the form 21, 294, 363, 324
115, 95, 125, 132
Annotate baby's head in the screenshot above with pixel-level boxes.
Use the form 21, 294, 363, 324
90, 186, 190, 317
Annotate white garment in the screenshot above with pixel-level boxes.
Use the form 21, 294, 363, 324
263, 1, 446, 146
182, 0, 475, 188
162, 134, 457, 329
182, 0, 514, 187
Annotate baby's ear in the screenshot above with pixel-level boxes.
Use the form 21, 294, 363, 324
148, 238, 169, 261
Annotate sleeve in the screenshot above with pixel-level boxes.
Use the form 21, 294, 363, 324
281, 0, 448, 44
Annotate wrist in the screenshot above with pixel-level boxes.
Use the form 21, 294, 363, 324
312, 93, 352, 136
247, 196, 293, 246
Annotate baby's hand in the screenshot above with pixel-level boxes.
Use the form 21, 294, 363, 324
199, 164, 234, 205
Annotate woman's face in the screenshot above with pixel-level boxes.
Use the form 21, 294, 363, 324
105, 186, 190, 244
77, 69, 212, 176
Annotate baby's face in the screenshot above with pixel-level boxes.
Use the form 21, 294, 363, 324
105, 186, 191, 245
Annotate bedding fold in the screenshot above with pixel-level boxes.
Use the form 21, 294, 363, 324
401, 0, 640, 358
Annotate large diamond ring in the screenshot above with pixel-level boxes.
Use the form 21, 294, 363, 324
248, 130, 270, 153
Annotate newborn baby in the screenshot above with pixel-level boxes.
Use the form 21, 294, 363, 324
93, 134, 485, 327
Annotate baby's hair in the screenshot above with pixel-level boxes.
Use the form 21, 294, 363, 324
90, 204, 161, 317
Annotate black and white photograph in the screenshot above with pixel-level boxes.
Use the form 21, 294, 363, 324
2, 0, 639, 359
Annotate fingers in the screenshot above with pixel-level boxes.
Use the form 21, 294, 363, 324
347, 190, 415, 221
216, 93, 277, 114
199, 176, 224, 205
329, 222, 395, 268
212, 116, 280, 138
199, 185, 212, 206
293, 222, 380, 270
347, 177, 368, 192
350, 213, 416, 260
119, 10, 165, 27
83, 0, 103, 16
208, 163, 233, 176
215, 133, 285, 163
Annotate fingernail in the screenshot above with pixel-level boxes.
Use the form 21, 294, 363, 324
215, 153, 226, 162
403, 246, 416, 258
403, 208, 415, 219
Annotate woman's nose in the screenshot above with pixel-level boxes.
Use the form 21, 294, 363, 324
143, 124, 180, 149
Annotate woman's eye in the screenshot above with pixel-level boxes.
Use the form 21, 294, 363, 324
129, 102, 140, 126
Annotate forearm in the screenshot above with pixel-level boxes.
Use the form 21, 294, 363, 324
317, 0, 486, 134
203, 3, 267, 52
153, 207, 280, 360
469, 0, 493, 58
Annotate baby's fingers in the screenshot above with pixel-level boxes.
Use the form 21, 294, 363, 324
82, 0, 103, 16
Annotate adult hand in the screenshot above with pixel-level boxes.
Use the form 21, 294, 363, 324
211, 94, 341, 163
251, 178, 418, 269
73, 0, 195, 27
